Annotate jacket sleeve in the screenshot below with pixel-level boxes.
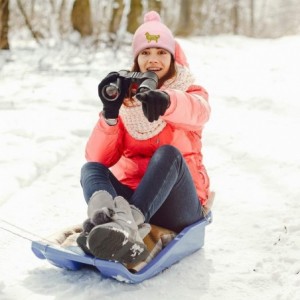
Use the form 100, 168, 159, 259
162, 85, 210, 130
85, 113, 124, 166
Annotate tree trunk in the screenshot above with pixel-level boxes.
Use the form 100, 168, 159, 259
58, 0, 67, 37
148, 0, 162, 13
109, 0, 125, 34
16, 0, 43, 44
193, 0, 205, 35
71, 0, 93, 37
232, 0, 239, 35
250, 0, 255, 36
174, 0, 193, 36
0, 0, 9, 49
127, 0, 143, 34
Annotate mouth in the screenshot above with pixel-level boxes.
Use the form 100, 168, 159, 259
147, 67, 162, 72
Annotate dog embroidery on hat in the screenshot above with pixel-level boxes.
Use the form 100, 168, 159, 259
145, 32, 160, 43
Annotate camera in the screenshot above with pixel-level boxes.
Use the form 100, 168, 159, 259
100, 70, 158, 101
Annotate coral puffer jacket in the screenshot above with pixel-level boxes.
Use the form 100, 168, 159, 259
85, 84, 211, 206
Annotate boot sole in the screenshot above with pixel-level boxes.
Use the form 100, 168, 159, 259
76, 233, 93, 255
87, 226, 149, 264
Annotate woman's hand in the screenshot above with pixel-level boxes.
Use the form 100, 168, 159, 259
136, 90, 170, 122
98, 72, 126, 119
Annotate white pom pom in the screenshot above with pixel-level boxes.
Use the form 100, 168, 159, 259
144, 11, 161, 23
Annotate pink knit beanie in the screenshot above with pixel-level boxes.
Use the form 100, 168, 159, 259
132, 11, 176, 58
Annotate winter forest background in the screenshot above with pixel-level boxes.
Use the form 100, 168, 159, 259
1, 0, 300, 299
1, 0, 300, 51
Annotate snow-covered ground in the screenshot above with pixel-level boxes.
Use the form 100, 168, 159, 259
0, 35, 299, 300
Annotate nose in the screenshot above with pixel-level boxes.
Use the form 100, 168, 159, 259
147, 54, 159, 63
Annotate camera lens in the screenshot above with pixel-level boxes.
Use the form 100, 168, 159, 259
102, 83, 119, 101
137, 78, 157, 94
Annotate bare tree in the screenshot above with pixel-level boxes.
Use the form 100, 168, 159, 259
127, 0, 143, 34
193, 0, 205, 32
250, 0, 255, 36
109, 0, 125, 36
0, 0, 9, 49
232, 0, 239, 35
5, 0, 300, 46
174, 0, 194, 36
71, 0, 93, 37
16, 0, 43, 44
58, 0, 68, 37
148, 0, 162, 13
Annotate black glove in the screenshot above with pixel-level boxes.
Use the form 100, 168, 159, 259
136, 90, 170, 122
98, 72, 127, 119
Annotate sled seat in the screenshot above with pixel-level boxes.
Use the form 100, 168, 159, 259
31, 211, 212, 283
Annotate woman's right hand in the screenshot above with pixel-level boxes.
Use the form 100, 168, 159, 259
98, 72, 125, 119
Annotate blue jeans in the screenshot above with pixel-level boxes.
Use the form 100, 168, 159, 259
80, 145, 203, 232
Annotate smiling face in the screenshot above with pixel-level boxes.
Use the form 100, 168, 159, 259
137, 48, 172, 79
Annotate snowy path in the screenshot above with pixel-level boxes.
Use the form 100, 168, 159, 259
1, 36, 300, 300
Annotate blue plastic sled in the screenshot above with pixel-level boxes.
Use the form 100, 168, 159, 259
31, 212, 212, 283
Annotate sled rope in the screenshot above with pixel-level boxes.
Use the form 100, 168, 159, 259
0, 219, 53, 244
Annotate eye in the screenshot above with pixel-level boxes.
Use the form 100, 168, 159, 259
140, 49, 150, 55
158, 49, 168, 55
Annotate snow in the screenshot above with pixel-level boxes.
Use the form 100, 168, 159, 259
1, 35, 300, 299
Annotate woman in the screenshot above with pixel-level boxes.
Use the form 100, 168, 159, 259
78, 11, 211, 264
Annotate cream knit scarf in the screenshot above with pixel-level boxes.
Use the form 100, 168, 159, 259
119, 65, 195, 140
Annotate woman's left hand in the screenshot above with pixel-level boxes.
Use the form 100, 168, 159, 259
136, 90, 170, 122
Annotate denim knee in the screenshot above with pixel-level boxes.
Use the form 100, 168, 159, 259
80, 162, 107, 183
152, 145, 181, 162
